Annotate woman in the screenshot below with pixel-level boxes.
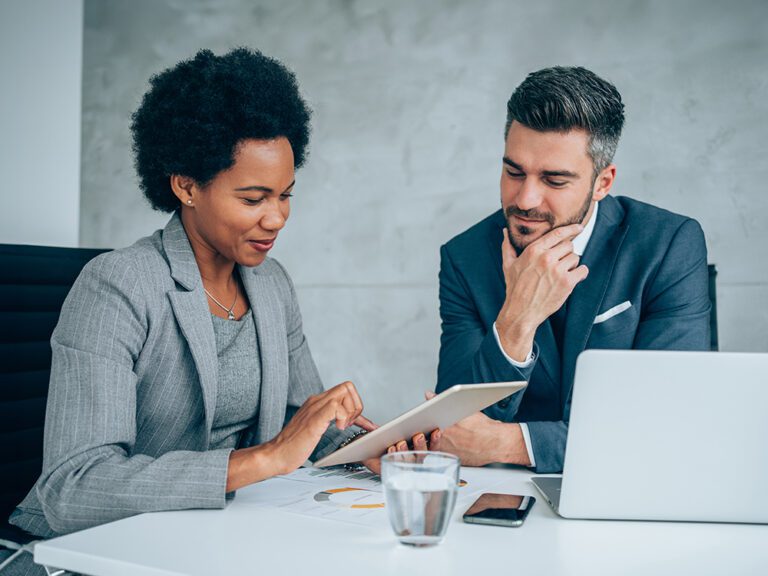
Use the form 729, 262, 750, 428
5, 49, 405, 568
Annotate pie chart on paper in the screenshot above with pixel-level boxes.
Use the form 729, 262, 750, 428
312, 480, 469, 510
313, 487, 385, 509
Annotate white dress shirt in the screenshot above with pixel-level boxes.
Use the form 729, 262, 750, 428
493, 202, 599, 468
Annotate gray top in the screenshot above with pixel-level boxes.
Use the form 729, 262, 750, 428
209, 309, 261, 449
9, 212, 351, 540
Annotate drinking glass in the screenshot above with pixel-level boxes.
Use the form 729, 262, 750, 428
381, 451, 460, 547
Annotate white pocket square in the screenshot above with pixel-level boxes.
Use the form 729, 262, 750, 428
593, 300, 632, 324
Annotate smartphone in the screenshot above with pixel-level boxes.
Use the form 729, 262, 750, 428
462, 493, 535, 527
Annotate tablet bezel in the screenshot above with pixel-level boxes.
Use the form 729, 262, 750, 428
313, 381, 526, 467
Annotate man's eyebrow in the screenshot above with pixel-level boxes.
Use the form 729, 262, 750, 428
502, 157, 524, 171
541, 170, 579, 179
234, 180, 296, 193
503, 158, 579, 179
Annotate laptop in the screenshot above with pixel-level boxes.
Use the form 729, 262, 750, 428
531, 349, 768, 523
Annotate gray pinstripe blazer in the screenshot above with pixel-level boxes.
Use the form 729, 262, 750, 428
9, 213, 347, 538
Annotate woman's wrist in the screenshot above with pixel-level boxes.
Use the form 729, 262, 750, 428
225, 442, 283, 492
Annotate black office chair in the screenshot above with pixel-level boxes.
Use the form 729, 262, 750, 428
708, 264, 719, 352
0, 244, 109, 547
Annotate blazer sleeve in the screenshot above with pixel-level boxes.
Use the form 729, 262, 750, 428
525, 421, 568, 473
525, 218, 711, 474
633, 218, 711, 350
274, 261, 352, 461
436, 244, 534, 414
36, 253, 232, 535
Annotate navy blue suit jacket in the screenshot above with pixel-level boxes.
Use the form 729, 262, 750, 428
436, 195, 710, 473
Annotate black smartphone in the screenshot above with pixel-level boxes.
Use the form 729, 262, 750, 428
462, 493, 535, 527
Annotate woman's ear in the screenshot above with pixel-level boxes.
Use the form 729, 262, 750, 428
170, 174, 198, 207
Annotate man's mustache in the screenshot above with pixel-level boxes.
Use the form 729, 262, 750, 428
504, 206, 555, 226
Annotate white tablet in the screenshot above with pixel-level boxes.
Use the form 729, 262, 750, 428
313, 381, 526, 467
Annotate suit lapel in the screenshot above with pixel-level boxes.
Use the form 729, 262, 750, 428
561, 196, 629, 400
240, 264, 289, 444
536, 320, 562, 394
161, 213, 218, 444
168, 290, 218, 443
488, 211, 507, 292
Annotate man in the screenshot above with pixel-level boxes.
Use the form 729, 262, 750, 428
431, 66, 710, 473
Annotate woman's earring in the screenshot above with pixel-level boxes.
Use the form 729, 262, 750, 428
186, 199, 193, 205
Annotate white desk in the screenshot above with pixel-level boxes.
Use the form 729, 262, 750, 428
34, 467, 768, 576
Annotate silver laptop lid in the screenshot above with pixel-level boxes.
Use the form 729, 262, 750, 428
558, 350, 768, 523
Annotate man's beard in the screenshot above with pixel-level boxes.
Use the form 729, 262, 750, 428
504, 190, 593, 255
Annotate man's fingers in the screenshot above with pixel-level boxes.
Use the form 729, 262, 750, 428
572, 264, 589, 283
558, 252, 581, 272
501, 228, 517, 272
429, 429, 442, 451
548, 239, 576, 261
412, 433, 428, 451
425, 390, 437, 401
362, 457, 381, 475
534, 223, 583, 250
385, 444, 417, 463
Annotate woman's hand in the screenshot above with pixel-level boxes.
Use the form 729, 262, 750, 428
226, 381, 374, 491
267, 381, 376, 474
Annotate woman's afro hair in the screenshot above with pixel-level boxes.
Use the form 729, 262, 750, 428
130, 47, 312, 212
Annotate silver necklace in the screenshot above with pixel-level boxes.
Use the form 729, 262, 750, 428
204, 287, 238, 320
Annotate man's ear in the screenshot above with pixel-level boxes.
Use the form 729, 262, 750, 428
592, 164, 616, 202
170, 174, 198, 207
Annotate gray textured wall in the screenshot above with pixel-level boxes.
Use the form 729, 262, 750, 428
0, 0, 82, 246
81, 0, 768, 423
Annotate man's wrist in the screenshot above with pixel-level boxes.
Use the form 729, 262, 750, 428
495, 315, 537, 362
494, 422, 532, 466
493, 322, 535, 367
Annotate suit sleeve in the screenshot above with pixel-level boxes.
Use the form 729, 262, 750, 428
633, 218, 710, 350
275, 261, 352, 461
525, 421, 568, 473
36, 254, 232, 535
525, 218, 711, 473
436, 244, 534, 415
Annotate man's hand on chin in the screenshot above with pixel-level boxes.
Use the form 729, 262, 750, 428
430, 411, 531, 468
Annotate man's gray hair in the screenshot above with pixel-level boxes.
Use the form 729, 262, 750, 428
505, 66, 625, 174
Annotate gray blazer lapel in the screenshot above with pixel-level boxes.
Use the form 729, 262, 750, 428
240, 264, 289, 444
162, 214, 218, 444
562, 197, 629, 400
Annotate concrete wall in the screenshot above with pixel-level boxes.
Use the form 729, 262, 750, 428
80, 0, 768, 423
0, 0, 83, 247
